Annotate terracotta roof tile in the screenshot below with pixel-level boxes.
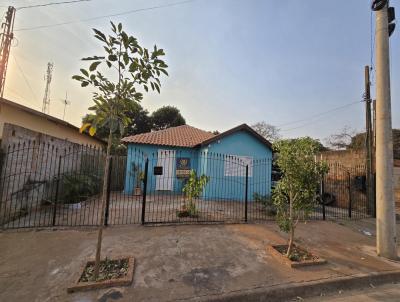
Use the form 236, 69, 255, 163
121, 125, 215, 147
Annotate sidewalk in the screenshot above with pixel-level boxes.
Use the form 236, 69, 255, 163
0, 219, 399, 302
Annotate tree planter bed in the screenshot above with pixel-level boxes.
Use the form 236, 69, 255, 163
67, 256, 135, 293
267, 244, 326, 268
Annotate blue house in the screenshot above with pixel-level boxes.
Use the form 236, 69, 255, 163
121, 124, 272, 201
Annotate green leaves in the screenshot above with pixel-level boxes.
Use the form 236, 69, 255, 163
182, 170, 209, 201
82, 56, 105, 61
72, 75, 85, 81
108, 54, 117, 61
89, 61, 101, 71
80, 68, 89, 77
72, 22, 169, 140
272, 138, 329, 241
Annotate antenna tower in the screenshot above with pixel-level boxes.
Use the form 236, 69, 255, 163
0, 6, 16, 97
42, 62, 54, 114
61, 91, 71, 120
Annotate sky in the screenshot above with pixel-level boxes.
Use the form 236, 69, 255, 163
1, 0, 399, 143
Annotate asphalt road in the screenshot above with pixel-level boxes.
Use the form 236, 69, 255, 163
302, 282, 400, 302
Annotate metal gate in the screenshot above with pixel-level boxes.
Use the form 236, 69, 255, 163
0, 142, 372, 230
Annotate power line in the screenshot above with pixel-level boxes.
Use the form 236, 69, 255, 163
12, 54, 39, 104
16, 0, 91, 10
14, 0, 195, 32
276, 101, 362, 129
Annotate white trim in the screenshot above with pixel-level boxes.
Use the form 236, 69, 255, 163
224, 155, 253, 177
155, 149, 176, 190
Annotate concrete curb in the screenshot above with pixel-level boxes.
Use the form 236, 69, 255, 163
189, 270, 400, 302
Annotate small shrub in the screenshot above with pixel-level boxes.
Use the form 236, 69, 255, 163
60, 174, 101, 204
253, 192, 276, 216
179, 170, 209, 218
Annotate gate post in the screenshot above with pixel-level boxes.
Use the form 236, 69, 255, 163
104, 157, 113, 226
321, 178, 326, 221
348, 172, 352, 218
373, 173, 376, 218
52, 154, 62, 226
141, 158, 149, 225
245, 165, 248, 222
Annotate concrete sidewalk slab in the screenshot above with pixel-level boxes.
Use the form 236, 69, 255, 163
0, 220, 399, 302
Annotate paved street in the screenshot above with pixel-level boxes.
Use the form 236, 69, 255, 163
303, 282, 400, 301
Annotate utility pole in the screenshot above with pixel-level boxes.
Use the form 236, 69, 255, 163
372, 0, 397, 259
0, 6, 16, 97
42, 62, 54, 114
364, 66, 374, 216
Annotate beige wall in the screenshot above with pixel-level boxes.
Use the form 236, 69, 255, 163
320, 150, 400, 205
0, 102, 103, 148
319, 149, 366, 168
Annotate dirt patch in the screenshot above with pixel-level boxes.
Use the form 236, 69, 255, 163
79, 258, 129, 282
267, 244, 327, 268
274, 245, 319, 262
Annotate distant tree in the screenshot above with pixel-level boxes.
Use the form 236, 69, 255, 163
73, 22, 168, 280
151, 106, 186, 130
325, 126, 356, 150
82, 102, 153, 153
126, 106, 153, 135
251, 121, 281, 143
349, 129, 400, 159
273, 138, 328, 258
212, 130, 220, 135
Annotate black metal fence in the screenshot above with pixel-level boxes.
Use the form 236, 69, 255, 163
319, 163, 375, 219
0, 142, 373, 229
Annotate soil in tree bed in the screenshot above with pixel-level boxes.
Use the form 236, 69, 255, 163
274, 245, 319, 262
268, 244, 326, 268
79, 258, 129, 283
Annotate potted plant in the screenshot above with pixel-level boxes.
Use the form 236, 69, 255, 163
130, 163, 145, 196
134, 171, 144, 196
61, 174, 100, 209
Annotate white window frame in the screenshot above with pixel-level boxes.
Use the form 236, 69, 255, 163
224, 155, 253, 177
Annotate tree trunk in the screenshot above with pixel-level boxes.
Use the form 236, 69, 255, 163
93, 130, 113, 280
286, 223, 294, 258
286, 193, 294, 258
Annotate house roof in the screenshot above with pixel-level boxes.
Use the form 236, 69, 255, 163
121, 125, 216, 147
199, 123, 272, 149
122, 123, 272, 150
0, 97, 106, 145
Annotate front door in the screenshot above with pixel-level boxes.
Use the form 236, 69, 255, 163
155, 149, 175, 191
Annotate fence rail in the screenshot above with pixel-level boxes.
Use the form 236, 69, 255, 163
0, 142, 373, 229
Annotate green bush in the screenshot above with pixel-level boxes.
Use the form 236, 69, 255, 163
253, 192, 276, 216
179, 170, 209, 218
60, 174, 101, 204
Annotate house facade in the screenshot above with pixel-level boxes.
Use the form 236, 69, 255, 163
122, 124, 273, 201
0, 98, 105, 148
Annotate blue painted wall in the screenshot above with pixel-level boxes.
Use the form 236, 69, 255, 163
124, 144, 198, 194
200, 130, 272, 201
124, 130, 272, 201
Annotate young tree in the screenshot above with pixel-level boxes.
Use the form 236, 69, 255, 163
151, 105, 186, 130
251, 121, 281, 143
73, 22, 168, 279
273, 137, 328, 258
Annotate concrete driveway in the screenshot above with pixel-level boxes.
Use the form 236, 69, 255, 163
0, 220, 399, 302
